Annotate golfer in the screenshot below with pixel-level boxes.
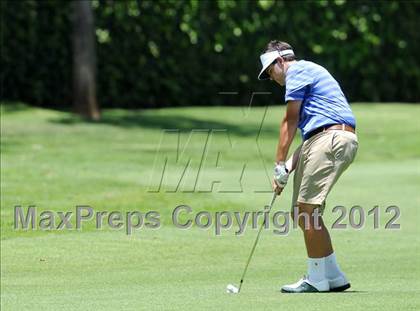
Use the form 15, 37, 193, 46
258, 40, 358, 293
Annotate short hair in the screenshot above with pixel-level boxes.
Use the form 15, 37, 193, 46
263, 40, 296, 61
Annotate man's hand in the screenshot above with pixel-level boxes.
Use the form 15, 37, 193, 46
273, 162, 289, 195
272, 145, 301, 195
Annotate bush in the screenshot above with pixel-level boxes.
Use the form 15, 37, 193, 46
1, 0, 419, 109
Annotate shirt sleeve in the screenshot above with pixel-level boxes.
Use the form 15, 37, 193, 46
285, 66, 313, 102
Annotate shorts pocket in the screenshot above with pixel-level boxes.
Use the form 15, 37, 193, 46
332, 132, 358, 162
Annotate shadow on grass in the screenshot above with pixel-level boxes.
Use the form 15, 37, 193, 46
50, 110, 278, 138
331, 290, 367, 294
296, 290, 367, 295
0, 102, 32, 113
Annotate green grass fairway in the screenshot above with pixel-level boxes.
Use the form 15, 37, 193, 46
1, 103, 420, 310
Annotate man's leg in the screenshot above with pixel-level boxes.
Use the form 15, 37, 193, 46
280, 203, 331, 292
281, 202, 349, 293
281, 131, 357, 293
297, 203, 350, 291
298, 203, 333, 258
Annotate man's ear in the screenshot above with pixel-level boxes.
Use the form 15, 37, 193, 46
276, 56, 285, 70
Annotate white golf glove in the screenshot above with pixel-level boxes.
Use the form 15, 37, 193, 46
274, 162, 289, 188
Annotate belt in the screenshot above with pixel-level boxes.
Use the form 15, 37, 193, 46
306, 124, 355, 140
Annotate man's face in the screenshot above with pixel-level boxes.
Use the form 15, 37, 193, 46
267, 58, 286, 86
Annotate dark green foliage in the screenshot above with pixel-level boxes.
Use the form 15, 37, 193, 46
1, 0, 419, 108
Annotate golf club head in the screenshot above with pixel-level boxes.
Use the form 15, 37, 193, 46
226, 284, 239, 294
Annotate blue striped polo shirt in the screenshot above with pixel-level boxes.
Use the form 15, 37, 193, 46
285, 60, 356, 140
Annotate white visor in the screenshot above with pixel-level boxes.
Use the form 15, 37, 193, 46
257, 49, 294, 80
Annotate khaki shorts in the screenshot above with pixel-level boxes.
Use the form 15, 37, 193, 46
292, 129, 358, 213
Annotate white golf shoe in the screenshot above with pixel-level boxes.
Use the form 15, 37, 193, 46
281, 276, 330, 293
328, 274, 351, 292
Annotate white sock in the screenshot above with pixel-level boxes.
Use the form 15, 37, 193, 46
325, 252, 344, 279
307, 257, 326, 283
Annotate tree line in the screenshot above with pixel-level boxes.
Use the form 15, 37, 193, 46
1, 0, 419, 119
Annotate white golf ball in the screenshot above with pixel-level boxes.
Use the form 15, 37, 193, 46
226, 284, 239, 294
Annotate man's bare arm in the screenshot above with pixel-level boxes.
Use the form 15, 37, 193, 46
275, 100, 301, 163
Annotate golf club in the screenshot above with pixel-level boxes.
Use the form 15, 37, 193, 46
226, 191, 278, 294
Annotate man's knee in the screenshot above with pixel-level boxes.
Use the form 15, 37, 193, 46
293, 202, 322, 230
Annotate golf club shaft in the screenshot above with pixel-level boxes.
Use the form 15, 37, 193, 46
238, 192, 278, 293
